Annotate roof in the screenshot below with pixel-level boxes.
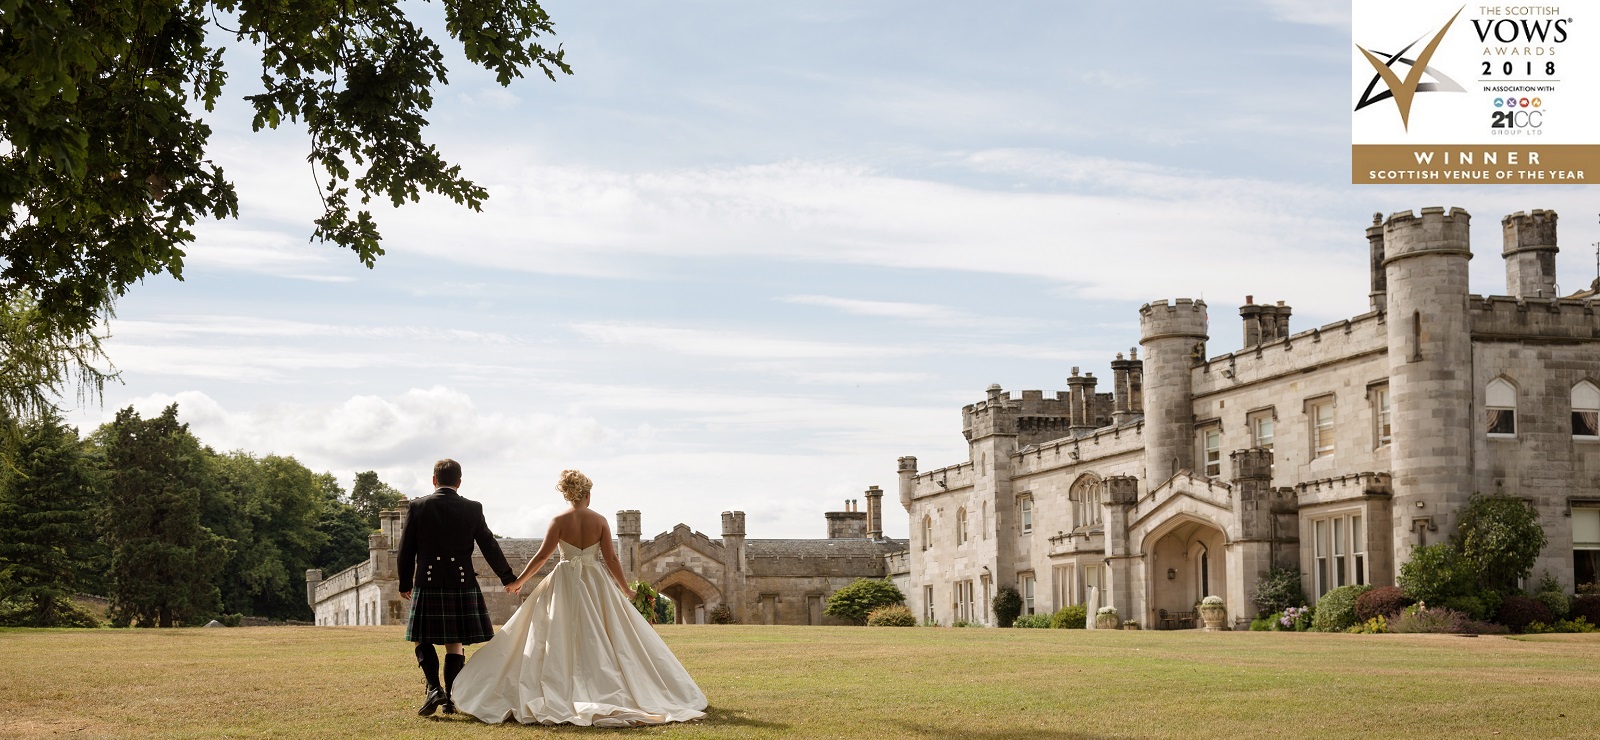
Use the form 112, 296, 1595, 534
744, 538, 908, 558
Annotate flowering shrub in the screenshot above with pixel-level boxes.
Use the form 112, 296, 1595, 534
866, 604, 917, 627
1200, 595, 1224, 606
1279, 606, 1312, 631
1389, 602, 1467, 633
1251, 565, 1307, 616
1346, 615, 1388, 634
1013, 613, 1052, 628
1523, 616, 1598, 634
708, 604, 737, 624
1311, 584, 1372, 632
1496, 595, 1555, 632
1051, 604, 1087, 629
1354, 586, 1412, 622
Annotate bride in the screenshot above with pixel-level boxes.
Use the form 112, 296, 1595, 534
451, 470, 707, 726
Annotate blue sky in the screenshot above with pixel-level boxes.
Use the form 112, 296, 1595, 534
62, 1, 1600, 539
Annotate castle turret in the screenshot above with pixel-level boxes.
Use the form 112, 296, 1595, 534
305, 569, 323, 610
864, 485, 884, 540
897, 456, 918, 511
616, 509, 641, 578
1383, 207, 1475, 566
1138, 299, 1209, 484
1502, 209, 1558, 298
720, 511, 747, 621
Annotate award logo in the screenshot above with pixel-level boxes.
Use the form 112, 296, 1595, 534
1352, 2, 1598, 184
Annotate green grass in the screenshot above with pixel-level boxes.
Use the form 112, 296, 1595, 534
3, 625, 1598, 738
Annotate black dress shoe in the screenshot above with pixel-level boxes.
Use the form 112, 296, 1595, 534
442, 696, 457, 715
417, 688, 448, 717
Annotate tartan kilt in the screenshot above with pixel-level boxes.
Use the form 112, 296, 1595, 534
405, 586, 495, 644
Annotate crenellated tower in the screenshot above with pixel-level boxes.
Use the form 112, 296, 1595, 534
1138, 298, 1209, 484
1382, 207, 1475, 566
616, 509, 642, 578
1501, 209, 1559, 298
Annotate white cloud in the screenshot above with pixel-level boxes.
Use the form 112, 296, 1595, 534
1255, 0, 1350, 29
568, 321, 906, 360
781, 294, 993, 327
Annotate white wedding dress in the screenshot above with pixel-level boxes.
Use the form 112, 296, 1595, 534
451, 540, 707, 726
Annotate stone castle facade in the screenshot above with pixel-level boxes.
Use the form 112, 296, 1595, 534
306, 496, 908, 627
900, 207, 1600, 629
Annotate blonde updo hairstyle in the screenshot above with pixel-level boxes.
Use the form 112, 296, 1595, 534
557, 469, 593, 503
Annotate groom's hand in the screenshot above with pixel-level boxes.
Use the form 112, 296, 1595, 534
401, 590, 411, 601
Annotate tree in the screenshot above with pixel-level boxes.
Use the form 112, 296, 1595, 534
824, 579, 905, 625
1, 0, 570, 423
991, 585, 1022, 628
350, 470, 405, 529
0, 411, 104, 626
211, 452, 329, 620
97, 404, 227, 627
312, 473, 371, 577
0, 298, 113, 446
1455, 492, 1547, 594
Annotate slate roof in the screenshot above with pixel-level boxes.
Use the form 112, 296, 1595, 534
743, 538, 908, 558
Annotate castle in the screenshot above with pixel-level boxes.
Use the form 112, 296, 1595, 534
306, 498, 908, 627
900, 207, 1600, 629
310, 206, 1600, 632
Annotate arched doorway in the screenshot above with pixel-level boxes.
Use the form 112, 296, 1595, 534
652, 568, 721, 624
1144, 516, 1228, 629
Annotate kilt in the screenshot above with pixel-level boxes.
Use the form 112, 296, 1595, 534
405, 586, 495, 644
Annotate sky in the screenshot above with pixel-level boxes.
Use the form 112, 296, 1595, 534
59, 0, 1600, 541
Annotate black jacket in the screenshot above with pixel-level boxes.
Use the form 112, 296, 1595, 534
397, 487, 516, 590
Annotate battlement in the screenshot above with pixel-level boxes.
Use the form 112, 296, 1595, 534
1138, 298, 1209, 341
1502, 209, 1558, 256
1011, 420, 1145, 476
1469, 294, 1600, 340
617, 509, 642, 537
1193, 310, 1388, 396
1293, 472, 1393, 507
1381, 207, 1472, 265
910, 461, 976, 499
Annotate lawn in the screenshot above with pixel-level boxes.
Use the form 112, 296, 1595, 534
2, 625, 1596, 738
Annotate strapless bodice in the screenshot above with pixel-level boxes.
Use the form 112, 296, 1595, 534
558, 540, 600, 564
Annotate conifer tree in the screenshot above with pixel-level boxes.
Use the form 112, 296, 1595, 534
0, 412, 103, 626
350, 470, 406, 529
98, 405, 227, 627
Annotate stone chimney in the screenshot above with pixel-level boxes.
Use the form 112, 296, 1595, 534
864, 486, 884, 540
825, 502, 868, 539
1067, 367, 1097, 434
1110, 351, 1142, 425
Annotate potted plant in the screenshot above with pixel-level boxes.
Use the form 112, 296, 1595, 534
1198, 595, 1227, 631
1095, 605, 1120, 630
1121, 620, 1140, 630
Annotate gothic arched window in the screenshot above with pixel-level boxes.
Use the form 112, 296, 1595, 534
1486, 378, 1518, 436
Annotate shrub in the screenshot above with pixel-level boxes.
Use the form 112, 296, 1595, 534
1571, 595, 1600, 625
1534, 590, 1570, 620
1250, 614, 1278, 631
1440, 595, 1488, 621
1051, 604, 1087, 629
1013, 613, 1052, 628
1496, 595, 1554, 632
992, 586, 1023, 628
0, 598, 103, 628
1454, 493, 1547, 593
1355, 586, 1412, 622
708, 605, 737, 624
1459, 619, 1510, 635
1311, 585, 1371, 632
1347, 615, 1388, 634
824, 579, 905, 625
1390, 603, 1467, 634
1398, 543, 1472, 603
866, 604, 916, 627
221, 613, 244, 628
1251, 566, 1307, 616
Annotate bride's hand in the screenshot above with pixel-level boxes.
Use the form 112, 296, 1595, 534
506, 579, 525, 595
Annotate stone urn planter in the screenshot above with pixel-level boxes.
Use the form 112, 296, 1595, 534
1198, 597, 1227, 631
1095, 607, 1120, 630
1121, 621, 1141, 631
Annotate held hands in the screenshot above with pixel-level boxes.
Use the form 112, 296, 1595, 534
506, 577, 528, 596
400, 590, 411, 601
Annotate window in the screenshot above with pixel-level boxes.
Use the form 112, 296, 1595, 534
1020, 573, 1036, 615
1486, 378, 1517, 436
1310, 399, 1335, 458
1053, 565, 1074, 610
921, 515, 932, 551
1574, 381, 1600, 439
1374, 386, 1392, 447
1251, 413, 1275, 453
1574, 508, 1600, 587
953, 580, 974, 623
1020, 496, 1034, 534
1202, 428, 1222, 478
1312, 512, 1367, 598
1082, 563, 1103, 607
980, 575, 992, 625
924, 585, 935, 624
956, 507, 968, 545
1070, 476, 1102, 529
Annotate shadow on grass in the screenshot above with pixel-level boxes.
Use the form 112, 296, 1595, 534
895, 722, 1105, 739
423, 705, 790, 732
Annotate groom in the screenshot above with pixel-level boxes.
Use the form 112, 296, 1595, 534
398, 458, 517, 716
